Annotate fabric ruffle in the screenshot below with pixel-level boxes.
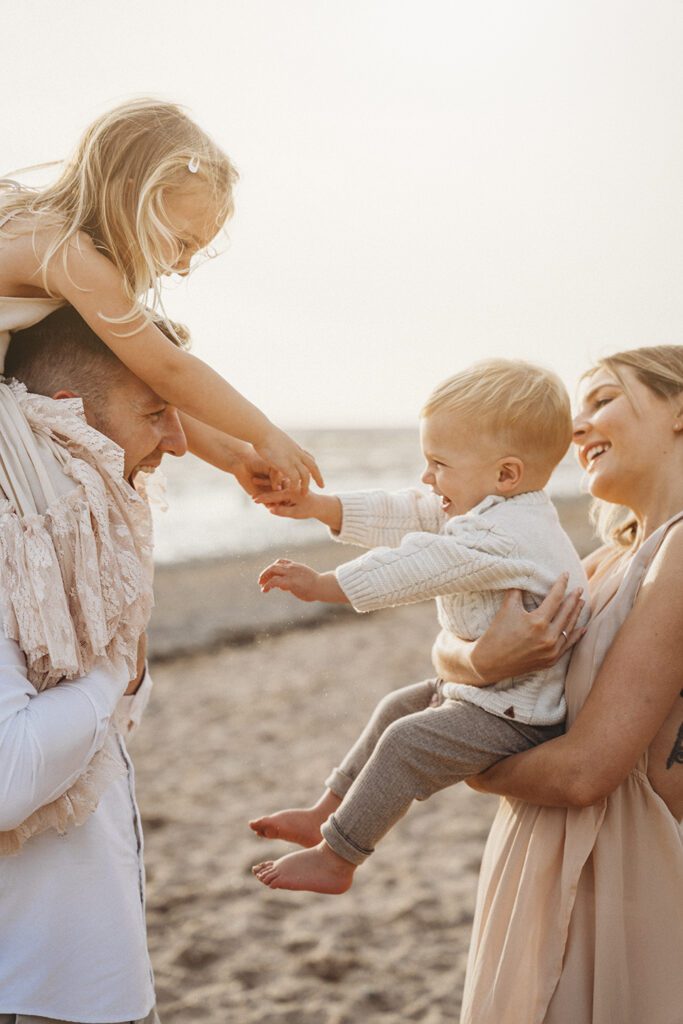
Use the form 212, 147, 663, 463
0, 381, 154, 854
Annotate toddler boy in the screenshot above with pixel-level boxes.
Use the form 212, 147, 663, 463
250, 359, 589, 894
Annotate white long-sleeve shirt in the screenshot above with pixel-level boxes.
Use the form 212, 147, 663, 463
334, 488, 590, 725
0, 634, 156, 1023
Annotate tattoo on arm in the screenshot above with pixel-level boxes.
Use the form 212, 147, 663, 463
666, 718, 683, 770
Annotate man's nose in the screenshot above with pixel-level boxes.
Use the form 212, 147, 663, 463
160, 409, 188, 458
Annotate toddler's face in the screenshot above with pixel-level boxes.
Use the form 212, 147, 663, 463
420, 411, 502, 517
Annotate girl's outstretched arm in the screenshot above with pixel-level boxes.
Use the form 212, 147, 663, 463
179, 414, 276, 495
44, 233, 323, 491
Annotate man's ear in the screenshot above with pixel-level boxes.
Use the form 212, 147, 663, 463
496, 457, 524, 493
51, 389, 80, 401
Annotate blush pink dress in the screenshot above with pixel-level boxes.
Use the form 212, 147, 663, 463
460, 512, 683, 1024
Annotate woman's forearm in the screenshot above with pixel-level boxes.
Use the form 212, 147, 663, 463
469, 733, 589, 807
431, 630, 491, 686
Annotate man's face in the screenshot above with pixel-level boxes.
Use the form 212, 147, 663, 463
58, 368, 188, 480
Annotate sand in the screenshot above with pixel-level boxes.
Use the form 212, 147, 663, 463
136, 494, 598, 1022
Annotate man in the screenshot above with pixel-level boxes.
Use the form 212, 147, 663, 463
0, 307, 263, 1024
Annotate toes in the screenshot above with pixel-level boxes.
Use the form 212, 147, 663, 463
249, 818, 276, 839
252, 861, 273, 876
260, 868, 281, 887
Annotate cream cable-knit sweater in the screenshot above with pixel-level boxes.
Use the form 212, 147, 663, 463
334, 488, 589, 725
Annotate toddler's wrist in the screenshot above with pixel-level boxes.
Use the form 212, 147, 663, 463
316, 495, 342, 532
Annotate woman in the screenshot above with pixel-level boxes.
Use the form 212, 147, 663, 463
432, 345, 683, 1023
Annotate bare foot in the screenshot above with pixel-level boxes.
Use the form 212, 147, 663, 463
252, 840, 356, 895
248, 808, 324, 848
249, 790, 341, 848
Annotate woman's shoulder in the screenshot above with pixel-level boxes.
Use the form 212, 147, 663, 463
642, 515, 683, 587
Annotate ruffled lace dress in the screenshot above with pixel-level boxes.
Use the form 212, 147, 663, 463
0, 379, 154, 854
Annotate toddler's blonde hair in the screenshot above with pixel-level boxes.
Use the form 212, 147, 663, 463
581, 345, 683, 548
422, 358, 572, 477
0, 98, 238, 322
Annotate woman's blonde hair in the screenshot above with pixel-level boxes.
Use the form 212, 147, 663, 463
581, 345, 683, 548
422, 358, 573, 479
0, 98, 238, 322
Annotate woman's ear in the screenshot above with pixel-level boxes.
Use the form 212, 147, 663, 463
496, 457, 524, 493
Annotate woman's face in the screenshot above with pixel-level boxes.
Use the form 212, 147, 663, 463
573, 365, 680, 509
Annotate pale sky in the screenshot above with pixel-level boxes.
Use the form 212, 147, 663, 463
4, 1, 683, 427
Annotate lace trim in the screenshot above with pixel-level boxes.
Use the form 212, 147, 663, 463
0, 383, 154, 854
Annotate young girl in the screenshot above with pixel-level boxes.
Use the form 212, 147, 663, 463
0, 99, 319, 852
0, 97, 322, 490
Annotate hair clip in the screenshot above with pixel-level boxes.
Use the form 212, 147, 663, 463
188, 156, 200, 174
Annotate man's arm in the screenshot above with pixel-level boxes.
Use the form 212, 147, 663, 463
0, 635, 129, 830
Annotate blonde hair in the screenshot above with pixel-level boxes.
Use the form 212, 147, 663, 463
422, 358, 572, 478
581, 345, 683, 548
0, 98, 238, 323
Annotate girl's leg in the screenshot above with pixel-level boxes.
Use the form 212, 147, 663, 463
249, 679, 437, 846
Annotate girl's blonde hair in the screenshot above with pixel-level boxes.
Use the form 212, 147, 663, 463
582, 345, 683, 548
422, 358, 573, 479
0, 98, 238, 321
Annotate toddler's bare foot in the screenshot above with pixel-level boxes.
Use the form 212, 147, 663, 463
249, 790, 341, 848
252, 840, 356, 895
249, 808, 325, 848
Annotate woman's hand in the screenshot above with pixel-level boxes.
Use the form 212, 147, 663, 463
433, 575, 586, 686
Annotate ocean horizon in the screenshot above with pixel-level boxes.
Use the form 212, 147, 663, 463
150, 427, 585, 566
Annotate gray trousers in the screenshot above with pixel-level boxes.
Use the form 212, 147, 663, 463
0, 1010, 160, 1024
321, 678, 562, 865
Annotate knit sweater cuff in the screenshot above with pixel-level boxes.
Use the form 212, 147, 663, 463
335, 558, 384, 613
333, 493, 377, 546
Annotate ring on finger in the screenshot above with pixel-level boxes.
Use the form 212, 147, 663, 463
560, 629, 569, 641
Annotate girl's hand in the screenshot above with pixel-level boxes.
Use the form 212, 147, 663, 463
231, 449, 275, 498
258, 559, 348, 604
256, 428, 324, 494
433, 575, 586, 685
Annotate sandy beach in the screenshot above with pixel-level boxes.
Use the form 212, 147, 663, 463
137, 494, 597, 1023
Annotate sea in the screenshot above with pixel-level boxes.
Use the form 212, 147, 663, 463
150, 428, 584, 565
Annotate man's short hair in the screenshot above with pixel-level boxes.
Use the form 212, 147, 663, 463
422, 358, 573, 475
5, 306, 189, 406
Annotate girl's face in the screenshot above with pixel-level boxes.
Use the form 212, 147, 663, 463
573, 365, 680, 509
160, 182, 225, 275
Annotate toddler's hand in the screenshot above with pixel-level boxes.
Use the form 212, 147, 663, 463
258, 559, 347, 604
256, 428, 324, 494
253, 488, 324, 519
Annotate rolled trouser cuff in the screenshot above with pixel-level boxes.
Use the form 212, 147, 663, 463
324, 767, 355, 799
321, 812, 373, 866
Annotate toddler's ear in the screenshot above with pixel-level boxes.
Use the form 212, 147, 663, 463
496, 457, 524, 493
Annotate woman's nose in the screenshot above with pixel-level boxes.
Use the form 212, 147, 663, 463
421, 465, 433, 485
572, 413, 589, 444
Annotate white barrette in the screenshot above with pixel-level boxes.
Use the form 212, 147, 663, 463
188, 156, 200, 174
